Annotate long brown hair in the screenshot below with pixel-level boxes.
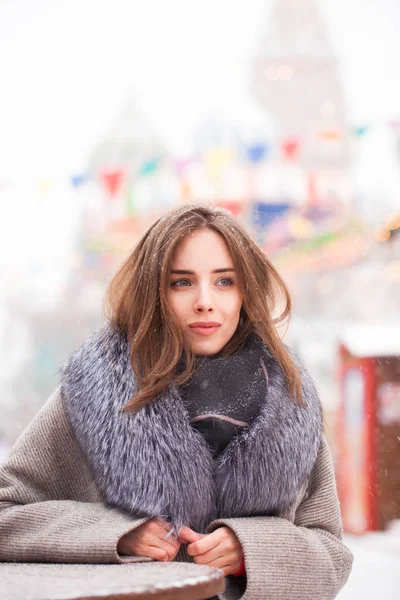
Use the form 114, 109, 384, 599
104, 204, 303, 411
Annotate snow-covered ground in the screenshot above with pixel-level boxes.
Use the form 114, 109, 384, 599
338, 529, 400, 600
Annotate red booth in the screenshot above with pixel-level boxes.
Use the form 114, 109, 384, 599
337, 325, 400, 534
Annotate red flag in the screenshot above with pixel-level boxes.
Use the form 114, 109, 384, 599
282, 138, 300, 161
100, 169, 125, 198
217, 200, 244, 217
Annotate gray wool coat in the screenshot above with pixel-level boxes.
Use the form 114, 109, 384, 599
0, 327, 353, 600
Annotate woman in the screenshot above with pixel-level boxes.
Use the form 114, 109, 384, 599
0, 204, 352, 599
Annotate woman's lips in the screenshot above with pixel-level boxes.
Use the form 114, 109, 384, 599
189, 326, 220, 336
188, 323, 221, 336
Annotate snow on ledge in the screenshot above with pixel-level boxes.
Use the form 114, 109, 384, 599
340, 323, 400, 358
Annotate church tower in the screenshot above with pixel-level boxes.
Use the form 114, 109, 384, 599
251, 0, 350, 203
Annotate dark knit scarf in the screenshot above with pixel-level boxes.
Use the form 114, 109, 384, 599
61, 325, 323, 533
180, 335, 267, 456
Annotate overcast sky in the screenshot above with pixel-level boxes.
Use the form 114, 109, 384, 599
0, 0, 400, 177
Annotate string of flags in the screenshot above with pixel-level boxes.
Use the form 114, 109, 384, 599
70, 118, 400, 195
2, 118, 399, 197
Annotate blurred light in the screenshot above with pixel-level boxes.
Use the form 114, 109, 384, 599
385, 260, 400, 282
374, 227, 391, 242
386, 214, 400, 230
317, 129, 342, 141
320, 102, 336, 118
264, 66, 278, 81
278, 65, 294, 81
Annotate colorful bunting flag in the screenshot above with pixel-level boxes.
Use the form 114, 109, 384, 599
317, 129, 342, 141
247, 143, 269, 164
125, 186, 135, 215
354, 126, 368, 137
205, 148, 233, 180
100, 169, 125, 198
39, 179, 51, 196
140, 158, 160, 176
282, 138, 300, 161
174, 158, 193, 176
252, 202, 291, 230
71, 173, 88, 188
216, 200, 244, 217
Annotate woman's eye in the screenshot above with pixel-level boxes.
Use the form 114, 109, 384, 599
172, 279, 191, 287
217, 278, 233, 287
171, 278, 233, 288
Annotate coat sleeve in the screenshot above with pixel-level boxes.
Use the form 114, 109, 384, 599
206, 438, 353, 600
0, 388, 150, 564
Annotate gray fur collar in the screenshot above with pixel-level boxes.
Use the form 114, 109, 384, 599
61, 325, 322, 533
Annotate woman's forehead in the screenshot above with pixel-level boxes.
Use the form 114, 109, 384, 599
171, 229, 234, 269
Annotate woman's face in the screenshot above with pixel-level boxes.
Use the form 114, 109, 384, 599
167, 228, 242, 356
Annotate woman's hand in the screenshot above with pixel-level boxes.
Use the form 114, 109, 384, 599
179, 526, 244, 576
117, 518, 181, 561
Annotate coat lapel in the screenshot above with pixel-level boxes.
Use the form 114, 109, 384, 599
62, 326, 322, 533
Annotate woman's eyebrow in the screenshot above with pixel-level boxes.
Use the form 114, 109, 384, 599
170, 268, 236, 275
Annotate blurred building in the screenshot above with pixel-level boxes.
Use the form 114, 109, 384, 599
251, 0, 351, 206
87, 91, 168, 175
246, 1, 399, 424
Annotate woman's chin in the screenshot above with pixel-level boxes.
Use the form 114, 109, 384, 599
191, 339, 225, 356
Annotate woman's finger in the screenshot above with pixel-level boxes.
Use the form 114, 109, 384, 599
144, 546, 169, 562
187, 530, 223, 557
145, 536, 180, 561
117, 519, 181, 558
160, 531, 181, 550
178, 526, 203, 544
151, 521, 181, 550
144, 532, 180, 556
135, 529, 180, 560
191, 541, 232, 565
202, 551, 239, 570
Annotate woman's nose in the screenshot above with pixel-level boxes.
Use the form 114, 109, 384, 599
193, 286, 213, 312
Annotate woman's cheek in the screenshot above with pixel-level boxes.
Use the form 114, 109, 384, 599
222, 290, 242, 313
